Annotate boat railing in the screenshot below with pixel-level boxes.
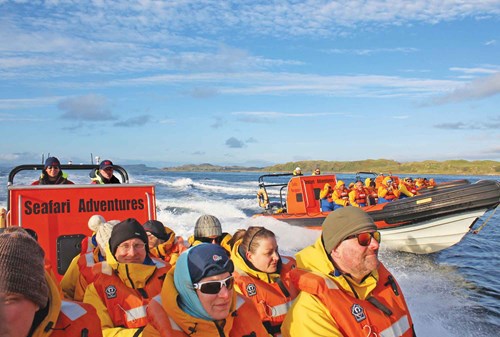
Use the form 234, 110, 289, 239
7, 164, 130, 185
258, 173, 294, 210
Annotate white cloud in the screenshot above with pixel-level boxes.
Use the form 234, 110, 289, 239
432, 72, 500, 104
484, 40, 497, 46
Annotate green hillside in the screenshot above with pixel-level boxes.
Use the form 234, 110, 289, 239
163, 159, 500, 175
265, 159, 500, 175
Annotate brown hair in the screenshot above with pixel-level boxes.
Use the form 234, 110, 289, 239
227, 228, 246, 249
240, 226, 276, 254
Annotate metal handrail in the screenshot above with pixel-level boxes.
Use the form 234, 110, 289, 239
7, 164, 130, 185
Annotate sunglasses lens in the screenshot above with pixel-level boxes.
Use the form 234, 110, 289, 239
357, 232, 372, 246
357, 232, 381, 246
199, 277, 234, 294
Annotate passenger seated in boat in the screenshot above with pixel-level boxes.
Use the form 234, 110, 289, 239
230, 227, 299, 336
332, 180, 350, 209
60, 219, 119, 301
143, 219, 186, 264
31, 156, 74, 185
349, 180, 370, 207
399, 177, 417, 199
83, 218, 171, 336
143, 243, 269, 337
312, 167, 321, 175
282, 207, 416, 337
378, 176, 400, 203
292, 167, 303, 176
0, 231, 103, 337
320, 183, 335, 211
188, 214, 232, 255
90, 159, 121, 184
364, 178, 379, 204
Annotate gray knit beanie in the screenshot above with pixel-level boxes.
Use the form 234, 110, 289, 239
0, 231, 49, 308
322, 207, 377, 253
194, 215, 222, 238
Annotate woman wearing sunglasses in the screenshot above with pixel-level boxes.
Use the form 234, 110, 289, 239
230, 226, 298, 337
282, 207, 416, 337
31, 156, 74, 185
143, 243, 268, 337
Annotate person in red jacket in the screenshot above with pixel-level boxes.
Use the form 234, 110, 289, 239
31, 157, 74, 185
0, 231, 102, 337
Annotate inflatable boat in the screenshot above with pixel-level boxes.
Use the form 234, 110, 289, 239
253, 173, 500, 254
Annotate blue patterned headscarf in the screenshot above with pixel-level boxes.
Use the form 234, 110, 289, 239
174, 246, 214, 321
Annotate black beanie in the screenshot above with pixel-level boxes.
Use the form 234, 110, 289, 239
109, 218, 149, 255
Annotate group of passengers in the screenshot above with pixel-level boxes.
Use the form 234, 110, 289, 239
1, 206, 416, 337
31, 157, 120, 185
320, 174, 437, 211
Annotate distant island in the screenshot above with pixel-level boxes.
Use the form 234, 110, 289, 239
162, 159, 500, 176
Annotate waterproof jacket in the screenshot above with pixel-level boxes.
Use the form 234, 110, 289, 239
231, 240, 298, 336
32, 171, 74, 185
90, 169, 121, 184
31, 271, 103, 337
143, 267, 269, 337
332, 181, 350, 207
149, 232, 186, 265
61, 248, 103, 301
281, 237, 415, 337
83, 247, 170, 337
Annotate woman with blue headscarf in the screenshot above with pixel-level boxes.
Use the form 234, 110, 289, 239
143, 243, 268, 337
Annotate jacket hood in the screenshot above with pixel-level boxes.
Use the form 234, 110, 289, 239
162, 267, 238, 335
335, 180, 345, 189
32, 272, 62, 337
295, 237, 379, 299
231, 240, 281, 283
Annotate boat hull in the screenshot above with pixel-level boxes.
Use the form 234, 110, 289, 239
379, 209, 487, 254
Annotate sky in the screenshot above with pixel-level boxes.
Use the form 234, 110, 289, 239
0, 0, 499, 168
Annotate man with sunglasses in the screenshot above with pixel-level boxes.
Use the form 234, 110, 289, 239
143, 243, 269, 337
32, 157, 74, 185
90, 159, 121, 184
282, 207, 416, 337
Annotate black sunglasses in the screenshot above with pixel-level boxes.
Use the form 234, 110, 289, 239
193, 276, 234, 294
344, 231, 381, 246
46, 166, 60, 170
196, 235, 223, 244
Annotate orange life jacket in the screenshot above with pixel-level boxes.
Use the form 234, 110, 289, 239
233, 257, 298, 336
149, 238, 187, 263
290, 265, 415, 337
145, 294, 268, 337
92, 262, 168, 328
44, 301, 103, 337
352, 189, 367, 205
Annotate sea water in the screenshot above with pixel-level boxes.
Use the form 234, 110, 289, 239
1, 167, 498, 336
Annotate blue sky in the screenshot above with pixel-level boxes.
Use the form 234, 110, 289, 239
1, 1, 499, 168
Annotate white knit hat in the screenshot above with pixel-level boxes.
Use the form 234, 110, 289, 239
88, 214, 106, 232
95, 220, 119, 256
